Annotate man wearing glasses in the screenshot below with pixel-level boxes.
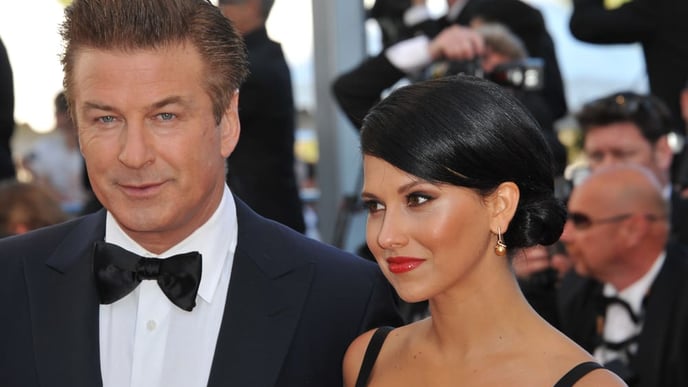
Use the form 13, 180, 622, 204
557, 164, 688, 387
576, 91, 688, 245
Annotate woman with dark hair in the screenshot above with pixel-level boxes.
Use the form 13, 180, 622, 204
343, 76, 625, 387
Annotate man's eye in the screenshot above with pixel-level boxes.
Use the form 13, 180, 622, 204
158, 112, 176, 120
98, 116, 116, 123
587, 152, 604, 162
617, 149, 638, 159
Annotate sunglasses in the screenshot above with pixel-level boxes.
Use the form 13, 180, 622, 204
567, 212, 661, 231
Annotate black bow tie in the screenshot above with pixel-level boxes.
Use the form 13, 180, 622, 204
92, 241, 202, 311
602, 295, 642, 324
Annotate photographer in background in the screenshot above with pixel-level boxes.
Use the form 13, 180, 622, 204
470, 0, 567, 120
333, 0, 567, 131
366, 0, 412, 49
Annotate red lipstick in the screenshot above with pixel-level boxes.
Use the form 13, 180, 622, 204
386, 257, 425, 274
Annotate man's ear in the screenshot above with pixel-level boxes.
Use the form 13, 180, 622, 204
487, 182, 520, 234
680, 88, 688, 123
653, 135, 674, 173
220, 91, 241, 158
618, 213, 650, 248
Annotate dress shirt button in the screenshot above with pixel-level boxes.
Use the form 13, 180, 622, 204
146, 320, 157, 331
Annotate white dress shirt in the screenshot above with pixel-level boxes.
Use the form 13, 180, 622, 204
99, 186, 237, 387
385, 35, 433, 75
402, 0, 468, 26
594, 251, 665, 364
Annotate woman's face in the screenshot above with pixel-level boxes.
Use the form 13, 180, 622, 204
361, 155, 496, 303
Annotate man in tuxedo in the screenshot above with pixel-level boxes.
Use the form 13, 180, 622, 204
219, 0, 306, 234
0, 1, 401, 386
557, 164, 688, 386
575, 91, 688, 245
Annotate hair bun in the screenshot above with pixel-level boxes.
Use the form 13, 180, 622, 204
505, 196, 566, 248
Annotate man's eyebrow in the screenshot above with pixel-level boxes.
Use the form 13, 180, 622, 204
82, 101, 115, 111
80, 96, 189, 113
150, 96, 188, 110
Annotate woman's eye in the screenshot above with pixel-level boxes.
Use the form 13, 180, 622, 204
407, 193, 431, 207
362, 199, 384, 214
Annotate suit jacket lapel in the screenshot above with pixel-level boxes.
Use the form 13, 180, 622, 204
207, 199, 314, 387
670, 190, 688, 243
632, 243, 682, 387
27, 211, 106, 387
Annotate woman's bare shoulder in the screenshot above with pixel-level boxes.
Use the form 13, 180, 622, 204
342, 328, 385, 387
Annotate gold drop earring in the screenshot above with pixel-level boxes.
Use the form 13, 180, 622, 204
494, 226, 507, 256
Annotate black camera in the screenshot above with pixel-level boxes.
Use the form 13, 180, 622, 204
422, 57, 545, 91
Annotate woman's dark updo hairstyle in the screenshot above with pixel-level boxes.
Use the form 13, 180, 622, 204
360, 75, 566, 248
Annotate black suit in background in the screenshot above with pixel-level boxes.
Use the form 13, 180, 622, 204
0, 37, 16, 181
0, 197, 402, 387
670, 188, 688, 245
227, 26, 305, 233
557, 242, 688, 387
570, 0, 688, 129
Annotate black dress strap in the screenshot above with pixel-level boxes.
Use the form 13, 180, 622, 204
355, 326, 394, 387
553, 361, 604, 387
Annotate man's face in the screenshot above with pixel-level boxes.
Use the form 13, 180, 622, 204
559, 181, 624, 280
584, 122, 668, 184
72, 42, 239, 253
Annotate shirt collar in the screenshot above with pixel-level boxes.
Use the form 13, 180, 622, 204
663, 184, 671, 201
105, 185, 238, 304
603, 250, 666, 314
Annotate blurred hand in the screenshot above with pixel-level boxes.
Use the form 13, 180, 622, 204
428, 25, 484, 62
512, 245, 552, 279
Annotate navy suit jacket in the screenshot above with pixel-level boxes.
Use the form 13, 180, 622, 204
0, 198, 401, 386
557, 242, 688, 387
